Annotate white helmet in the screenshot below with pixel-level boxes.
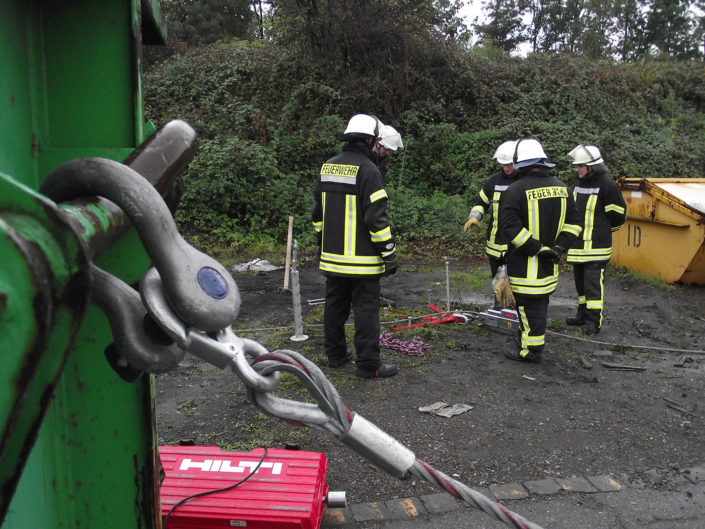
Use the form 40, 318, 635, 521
343, 114, 380, 139
513, 138, 555, 169
379, 125, 404, 151
567, 144, 603, 166
493, 140, 518, 165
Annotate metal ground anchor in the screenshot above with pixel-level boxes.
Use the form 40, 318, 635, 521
289, 241, 308, 342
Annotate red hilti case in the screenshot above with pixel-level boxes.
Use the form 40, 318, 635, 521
159, 446, 329, 529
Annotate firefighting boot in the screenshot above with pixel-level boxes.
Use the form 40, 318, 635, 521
565, 306, 587, 326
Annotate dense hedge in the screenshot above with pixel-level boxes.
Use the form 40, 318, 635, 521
143, 41, 705, 254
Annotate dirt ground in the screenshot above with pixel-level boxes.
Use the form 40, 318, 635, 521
155, 257, 705, 505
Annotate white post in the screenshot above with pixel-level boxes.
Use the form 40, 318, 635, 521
283, 215, 294, 290
290, 240, 308, 342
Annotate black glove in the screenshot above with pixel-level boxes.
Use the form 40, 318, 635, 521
537, 246, 560, 264
383, 254, 398, 276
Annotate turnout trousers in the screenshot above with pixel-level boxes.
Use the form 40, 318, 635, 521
488, 256, 504, 309
572, 262, 606, 328
513, 293, 549, 359
324, 275, 381, 371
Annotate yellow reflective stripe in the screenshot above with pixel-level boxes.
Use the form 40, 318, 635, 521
567, 248, 611, 262
554, 196, 567, 240
563, 223, 582, 237
578, 295, 586, 304
527, 255, 539, 280
320, 262, 384, 275
583, 194, 598, 241
488, 191, 501, 243
479, 189, 489, 204
509, 275, 558, 295
524, 334, 544, 346
471, 204, 485, 216
605, 204, 625, 214
528, 195, 539, 238
381, 248, 395, 258
486, 240, 508, 252
517, 306, 530, 352
344, 194, 356, 256
512, 228, 531, 247
321, 251, 383, 264
320, 193, 327, 244
586, 299, 603, 310
486, 247, 504, 258
370, 189, 388, 203
312, 220, 322, 232
370, 226, 392, 242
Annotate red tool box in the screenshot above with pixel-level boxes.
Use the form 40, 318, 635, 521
159, 446, 332, 529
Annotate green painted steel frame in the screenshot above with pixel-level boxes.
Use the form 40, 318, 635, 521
0, 1, 167, 528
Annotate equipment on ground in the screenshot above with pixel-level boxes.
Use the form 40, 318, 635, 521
480, 308, 519, 335
159, 446, 344, 529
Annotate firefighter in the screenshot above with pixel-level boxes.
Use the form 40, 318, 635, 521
565, 145, 627, 334
499, 138, 582, 363
464, 140, 518, 307
376, 124, 404, 185
312, 114, 398, 378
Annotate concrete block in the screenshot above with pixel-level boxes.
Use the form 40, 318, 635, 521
587, 475, 624, 492
523, 478, 561, 495
384, 497, 426, 518
420, 492, 462, 514
557, 476, 598, 493
350, 501, 389, 522
489, 482, 529, 500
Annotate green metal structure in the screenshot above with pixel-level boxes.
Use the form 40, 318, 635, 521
0, 1, 171, 527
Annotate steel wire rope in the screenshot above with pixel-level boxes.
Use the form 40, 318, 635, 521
546, 329, 705, 354
237, 348, 545, 529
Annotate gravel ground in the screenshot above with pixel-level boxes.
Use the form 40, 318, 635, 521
155, 258, 705, 505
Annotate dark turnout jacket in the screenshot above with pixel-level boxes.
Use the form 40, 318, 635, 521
567, 171, 626, 264
469, 169, 518, 259
500, 167, 582, 296
312, 141, 395, 277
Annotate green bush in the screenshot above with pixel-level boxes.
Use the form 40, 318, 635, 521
144, 42, 705, 254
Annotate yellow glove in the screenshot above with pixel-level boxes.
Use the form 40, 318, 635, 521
464, 216, 481, 232
494, 277, 516, 308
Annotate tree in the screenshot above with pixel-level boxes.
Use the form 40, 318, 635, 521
268, 0, 468, 71
475, 0, 528, 52
641, 0, 703, 58
162, 0, 256, 45
613, 0, 645, 61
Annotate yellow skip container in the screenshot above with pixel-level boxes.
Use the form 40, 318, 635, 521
612, 178, 705, 284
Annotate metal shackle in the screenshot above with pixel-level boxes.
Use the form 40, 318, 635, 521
41, 157, 240, 332
90, 264, 185, 374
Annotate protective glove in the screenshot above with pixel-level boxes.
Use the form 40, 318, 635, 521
383, 254, 398, 276
537, 246, 561, 264
494, 277, 516, 308
492, 264, 515, 308
463, 212, 482, 232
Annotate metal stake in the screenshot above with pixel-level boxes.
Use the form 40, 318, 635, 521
444, 257, 451, 312
290, 241, 308, 342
